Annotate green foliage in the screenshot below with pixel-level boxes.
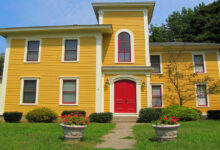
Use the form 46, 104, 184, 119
60, 113, 89, 125
150, 1, 220, 43
0, 53, 4, 75
61, 110, 86, 116
162, 105, 200, 121
89, 112, 113, 123
3, 112, 22, 122
207, 110, 220, 119
26, 107, 58, 122
137, 108, 162, 123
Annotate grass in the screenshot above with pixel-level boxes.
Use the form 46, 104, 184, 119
0, 122, 115, 150
133, 119, 220, 150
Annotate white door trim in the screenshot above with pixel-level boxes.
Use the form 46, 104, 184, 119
108, 75, 142, 115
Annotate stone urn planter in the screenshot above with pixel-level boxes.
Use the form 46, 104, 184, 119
60, 124, 87, 140
152, 124, 180, 141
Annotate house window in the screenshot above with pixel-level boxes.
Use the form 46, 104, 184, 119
152, 85, 162, 107
64, 40, 78, 61
20, 78, 39, 105
151, 55, 161, 73
59, 77, 79, 105
118, 32, 131, 62
196, 84, 208, 106
194, 55, 205, 73
27, 41, 40, 61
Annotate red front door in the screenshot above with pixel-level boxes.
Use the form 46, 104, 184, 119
114, 80, 136, 113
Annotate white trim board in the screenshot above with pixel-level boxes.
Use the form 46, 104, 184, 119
0, 39, 11, 115
114, 29, 135, 64
59, 77, 79, 106
217, 51, 220, 78
19, 77, 39, 105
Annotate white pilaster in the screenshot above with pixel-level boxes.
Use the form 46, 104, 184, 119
143, 9, 150, 67
98, 10, 104, 24
0, 39, 11, 115
95, 35, 103, 112
146, 71, 152, 108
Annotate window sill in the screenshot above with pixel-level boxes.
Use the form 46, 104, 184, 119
196, 106, 209, 108
20, 103, 38, 106
24, 61, 40, 64
59, 104, 78, 106
152, 73, 163, 75
115, 62, 134, 64
61, 61, 79, 63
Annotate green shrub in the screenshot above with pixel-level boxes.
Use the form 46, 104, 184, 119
207, 110, 220, 119
162, 105, 200, 121
137, 108, 162, 123
26, 107, 58, 122
89, 112, 113, 123
61, 110, 86, 117
3, 112, 23, 122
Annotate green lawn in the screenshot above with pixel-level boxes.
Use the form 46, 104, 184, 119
0, 123, 115, 150
133, 120, 220, 150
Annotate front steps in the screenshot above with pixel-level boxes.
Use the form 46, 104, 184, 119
112, 116, 138, 123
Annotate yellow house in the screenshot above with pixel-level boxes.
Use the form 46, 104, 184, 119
0, 2, 220, 116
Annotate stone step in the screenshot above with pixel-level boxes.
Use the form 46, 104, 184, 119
112, 116, 138, 123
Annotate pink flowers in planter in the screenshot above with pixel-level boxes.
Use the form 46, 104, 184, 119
155, 115, 179, 125
60, 112, 91, 125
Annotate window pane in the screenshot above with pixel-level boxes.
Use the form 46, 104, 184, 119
124, 42, 130, 51
27, 51, 39, 61
151, 56, 160, 64
23, 92, 36, 103
125, 52, 131, 61
119, 33, 124, 41
152, 97, 162, 107
152, 86, 161, 96
65, 50, 77, 61
152, 64, 160, 73
24, 80, 36, 91
65, 40, 77, 50
124, 33, 130, 41
119, 43, 124, 52
119, 52, 124, 62
63, 81, 75, 91
63, 93, 76, 103
198, 97, 207, 106
194, 55, 203, 64
28, 41, 39, 51
195, 65, 204, 73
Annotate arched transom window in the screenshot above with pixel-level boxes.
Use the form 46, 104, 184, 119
118, 32, 131, 62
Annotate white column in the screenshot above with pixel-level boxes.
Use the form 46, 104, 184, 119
95, 35, 103, 112
0, 39, 11, 115
101, 73, 105, 112
217, 51, 220, 78
109, 79, 114, 113
98, 10, 104, 24
136, 80, 142, 114
143, 9, 150, 67
146, 71, 152, 108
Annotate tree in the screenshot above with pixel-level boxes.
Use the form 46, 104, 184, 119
160, 50, 220, 106
0, 53, 4, 75
150, 1, 220, 43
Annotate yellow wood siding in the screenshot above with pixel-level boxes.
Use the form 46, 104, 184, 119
104, 74, 147, 112
150, 51, 220, 113
102, 11, 146, 66
5, 37, 97, 115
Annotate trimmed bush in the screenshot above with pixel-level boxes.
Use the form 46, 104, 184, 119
61, 110, 86, 117
162, 105, 200, 121
137, 108, 162, 123
207, 110, 220, 119
89, 112, 113, 123
3, 112, 22, 122
26, 107, 58, 122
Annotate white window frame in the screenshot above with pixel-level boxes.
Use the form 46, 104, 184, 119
59, 77, 79, 106
195, 83, 210, 107
20, 77, 39, 105
24, 39, 41, 63
150, 53, 163, 74
192, 53, 207, 74
151, 83, 164, 108
115, 29, 134, 63
62, 37, 80, 63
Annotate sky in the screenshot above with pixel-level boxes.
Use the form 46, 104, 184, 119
0, 0, 216, 53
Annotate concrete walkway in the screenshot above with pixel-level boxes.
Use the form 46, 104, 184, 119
95, 123, 136, 149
